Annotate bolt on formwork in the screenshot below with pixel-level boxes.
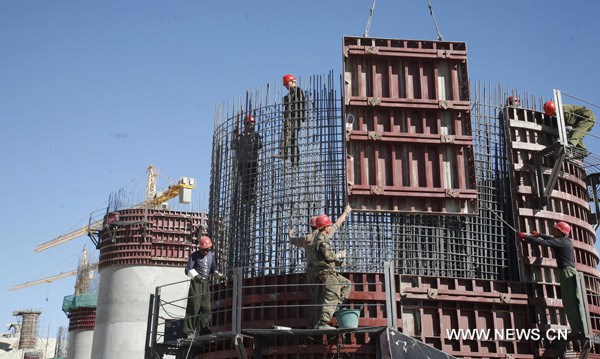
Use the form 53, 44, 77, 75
208, 75, 520, 280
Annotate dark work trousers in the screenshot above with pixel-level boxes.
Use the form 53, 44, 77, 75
560, 267, 585, 333
307, 268, 322, 328
239, 161, 258, 203
282, 119, 301, 165
183, 277, 211, 335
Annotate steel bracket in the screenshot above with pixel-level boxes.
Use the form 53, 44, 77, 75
371, 185, 383, 195
438, 100, 452, 109
368, 97, 381, 106
365, 46, 378, 54
585, 172, 600, 230
530, 143, 566, 209
441, 135, 455, 143
427, 288, 438, 299
369, 131, 383, 140
446, 189, 459, 198
500, 293, 510, 303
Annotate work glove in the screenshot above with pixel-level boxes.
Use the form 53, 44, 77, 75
517, 232, 528, 240
288, 229, 295, 238
335, 259, 346, 267
335, 250, 347, 260
344, 204, 352, 213
213, 271, 224, 280
531, 231, 541, 237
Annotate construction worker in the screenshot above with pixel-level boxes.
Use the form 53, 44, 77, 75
544, 101, 595, 152
231, 115, 262, 203
518, 222, 585, 335
183, 236, 222, 338
506, 96, 521, 108
312, 214, 352, 329
289, 205, 352, 327
276, 74, 306, 165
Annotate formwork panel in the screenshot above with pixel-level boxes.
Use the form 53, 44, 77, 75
343, 36, 476, 215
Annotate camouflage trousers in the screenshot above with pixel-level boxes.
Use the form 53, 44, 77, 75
315, 269, 352, 323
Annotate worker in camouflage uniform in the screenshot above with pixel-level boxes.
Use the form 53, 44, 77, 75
184, 236, 222, 339
544, 101, 595, 152
289, 205, 352, 327
312, 214, 352, 329
231, 115, 262, 203
518, 222, 585, 336
276, 74, 306, 165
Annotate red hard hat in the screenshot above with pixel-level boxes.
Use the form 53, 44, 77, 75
507, 96, 520, 106
244, 115, 255, 125
554, 222, 571, 236
198, 236, 213, 249
283, 74, 296, 86
544, 101, 556, 116
309, 216, 318, 228
315, 214, 332, 229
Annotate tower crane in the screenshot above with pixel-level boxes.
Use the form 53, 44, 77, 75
11, 246, 97, 293
34, 165, 196, 252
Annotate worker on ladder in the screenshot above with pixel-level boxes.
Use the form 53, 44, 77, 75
518, 223, 585, 337
544, 101, 595, 157
289, 205, 352, 327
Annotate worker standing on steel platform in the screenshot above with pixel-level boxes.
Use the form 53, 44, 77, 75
183, 236, 222, 339
312, 214, 352, 329
276, 74, 306, 166
289, 205, 352, 327
231, 115, 262, 204
544, 101, 595, 155
518, 222, 585, 336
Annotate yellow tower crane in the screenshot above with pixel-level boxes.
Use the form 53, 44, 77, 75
34, 165, 196, 252
11, 246, 97, 293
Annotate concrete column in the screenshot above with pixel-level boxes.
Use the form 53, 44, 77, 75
67, 329, 94, 359
91, 265, 188, 359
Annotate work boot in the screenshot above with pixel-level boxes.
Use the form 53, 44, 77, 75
199, 327, 212, 335
315, 321, 334, 330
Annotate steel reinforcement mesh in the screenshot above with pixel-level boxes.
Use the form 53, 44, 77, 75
209, 76, 519, 280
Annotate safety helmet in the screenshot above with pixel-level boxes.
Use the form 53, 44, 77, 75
507, 96, 521, 107
309, 216, 318, 228
554, 221, 571, 236
244, 115, 255, 125
283, 74, 296, 86
198, 236, 213, 249
315, 214, 332, 229
544, 101, 556, 116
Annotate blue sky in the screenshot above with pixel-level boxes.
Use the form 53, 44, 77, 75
1, 0, 599, 337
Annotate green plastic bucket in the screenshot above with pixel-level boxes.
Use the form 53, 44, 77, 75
334, 309, 361, 328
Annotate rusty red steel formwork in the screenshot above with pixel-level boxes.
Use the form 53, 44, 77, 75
343, 36, 477, 215
68, 307, 96, 331
193, 273, 598, 359
97, 209, 206, 268
503, 106, 600, 352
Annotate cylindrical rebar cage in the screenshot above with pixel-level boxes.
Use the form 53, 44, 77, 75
209, 74, 519, 280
